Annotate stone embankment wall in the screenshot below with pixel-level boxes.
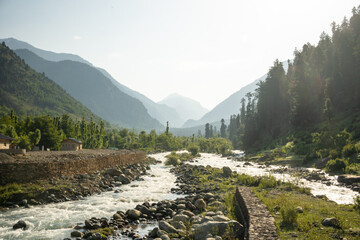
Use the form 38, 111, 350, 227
0, 150, 147, 185
234, 186, 278, 240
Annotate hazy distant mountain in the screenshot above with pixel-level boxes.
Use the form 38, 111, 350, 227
96, 68, 184, 127
182, 61, 289, 128
14, 49, 163, 130
2, 38, 183, 128
170, 119, 224, 137
0, 43, 101, 122
1, 38, 92, 65
159, 93, 208, 125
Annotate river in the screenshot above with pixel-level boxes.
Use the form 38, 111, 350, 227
0, 152, 358, 240
0, 153, 178, 240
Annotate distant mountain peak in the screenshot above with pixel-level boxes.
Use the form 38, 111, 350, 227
159, 93, 208, 122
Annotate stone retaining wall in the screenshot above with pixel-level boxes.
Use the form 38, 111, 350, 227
0, 150, 147, 185
234, 186, 278, 240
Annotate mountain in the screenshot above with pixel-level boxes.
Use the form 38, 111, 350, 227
2, 38, 183, 127
159, 93, 208, 124
14, 49, 163, 130
0, 43, 100, 122
170, 119, 225, 137
1, 38, 92, 65
96, 68, 184, 127
182, 61, 289, 128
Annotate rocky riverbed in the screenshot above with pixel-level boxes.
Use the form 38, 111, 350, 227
1, 161, 150, 209
62, 164, 251, 240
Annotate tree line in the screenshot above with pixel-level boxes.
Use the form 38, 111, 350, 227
215, 6, 360, 157
0, 110, 233, 155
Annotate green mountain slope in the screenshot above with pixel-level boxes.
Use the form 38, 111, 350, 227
0, 43, 100, 121
14, 49, 163, 130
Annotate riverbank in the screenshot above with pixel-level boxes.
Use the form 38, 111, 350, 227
235, 150, 360, 193
0, 149, 149, 209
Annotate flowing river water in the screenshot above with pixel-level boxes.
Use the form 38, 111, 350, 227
0, 153, 178, 240
0, 152, 359, 240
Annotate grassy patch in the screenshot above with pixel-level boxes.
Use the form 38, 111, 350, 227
165, 151, 196, 166
0, 180, 70, 204
255, 189, 360, 239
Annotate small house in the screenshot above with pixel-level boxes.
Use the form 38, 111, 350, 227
0, 134, 15, 150
61, 138, 82, 151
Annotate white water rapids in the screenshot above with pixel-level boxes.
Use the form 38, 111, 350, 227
0, 153, 177, 240
0, 152, 358, 240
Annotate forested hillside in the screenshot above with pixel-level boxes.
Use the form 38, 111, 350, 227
14, 49, 163, 130
226, 7, 360, 173
0, 43, 100, 122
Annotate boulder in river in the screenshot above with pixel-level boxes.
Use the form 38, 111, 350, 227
70, 230, 83, 237
337, 175, 360, 185
13, 220, 27, 230
127, 209, 141, 220
118, 174, 131, 184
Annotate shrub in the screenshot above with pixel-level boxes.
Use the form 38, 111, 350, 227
237, 174, 260, 186
342, 144, 357, 157
345, 163, 360, 174
294, 141, 311, 155
179, 152, 193, 162
282, 141, 294, 155
187, 145, 200, 157
280, 205, 298, 227
165, 153, 180, 166
259, 175, 278, 189
326, 158, 347, 173
355, 141, 360, 152
329, 149, 341, 159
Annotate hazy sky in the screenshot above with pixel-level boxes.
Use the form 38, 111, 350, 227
0, 0, 358, 110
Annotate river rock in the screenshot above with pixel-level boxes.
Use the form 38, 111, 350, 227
160, 235, 170, 240
307, 172, 322, 181
13, 220, 27, 230
222, 167, 232, 177
157, 229, 168, 237
159, 221, 179, 233
322, 217, 340, 228
338, 175, 360, 185
195, 199, 206, 211
113, 213, 122, 220
171, 220, 186, 230
148, 227, 159, 238
212, 215, 230, 221
181, 210, 195, 217
83, 232, 94, 239
194, 221, 244, 240
106, 168, 122, 176
21, 199, 28, 206
70, 230, 83, 237
127, 209, 141, 220
118, 174, 131, 184
173, 214, 189, 223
